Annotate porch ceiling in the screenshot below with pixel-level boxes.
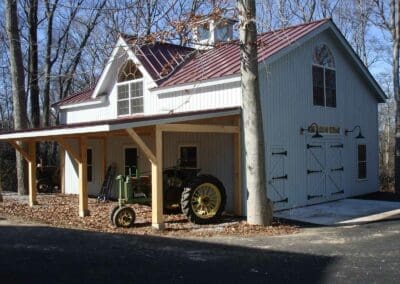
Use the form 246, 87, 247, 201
0, 107, 241, 141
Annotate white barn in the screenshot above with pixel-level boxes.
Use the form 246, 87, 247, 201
0, 18, 386, 228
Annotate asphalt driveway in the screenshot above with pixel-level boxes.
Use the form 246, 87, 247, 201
0, 216, 399, 283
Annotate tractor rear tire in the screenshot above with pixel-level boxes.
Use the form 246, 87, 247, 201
113, 206, 136, 228
181, 175, 226, 224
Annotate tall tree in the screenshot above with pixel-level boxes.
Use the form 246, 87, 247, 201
373, 0, 400, 193
26, 0, 40, 128
238, 0, 273, 225
5, 0, 29, 195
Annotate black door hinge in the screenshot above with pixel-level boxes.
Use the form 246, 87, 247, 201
307, 194, 323, 200
273, 197, 288, 204
330, 144, 344, 148
272, 150, 287, 156
307, 169, 323, 174
272, 174, 288, 180
331, 166, 344, 172
307, 144, 322, 149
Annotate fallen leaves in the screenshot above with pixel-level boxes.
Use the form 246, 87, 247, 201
0, 193, 298, 238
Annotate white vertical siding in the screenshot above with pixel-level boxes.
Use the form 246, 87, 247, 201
65, 80, 241, 124
260, 29, 380, 210
64, 132, 234, 211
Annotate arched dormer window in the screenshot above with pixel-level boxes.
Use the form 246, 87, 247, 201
117, 60, 144, 115
312, 44, 336, 107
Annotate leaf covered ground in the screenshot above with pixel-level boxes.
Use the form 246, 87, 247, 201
0, 192, 298, 238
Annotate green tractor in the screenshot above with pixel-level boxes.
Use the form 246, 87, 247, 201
110, 164, 227, 228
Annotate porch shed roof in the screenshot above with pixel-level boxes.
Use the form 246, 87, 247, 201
0, 107, 241, 141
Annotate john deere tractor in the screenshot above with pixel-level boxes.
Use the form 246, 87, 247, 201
110, 163, 226, 227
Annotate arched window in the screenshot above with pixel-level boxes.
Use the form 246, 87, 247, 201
312, 44, 336, 107
117, 61, 144, 115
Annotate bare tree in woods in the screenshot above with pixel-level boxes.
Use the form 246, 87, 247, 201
26, 0, 40, 128
238, 0, 273, 225
5, 0, 29, 195
288, 0, 317, 23
373, 0, 400, 193
58, 0, 107, 102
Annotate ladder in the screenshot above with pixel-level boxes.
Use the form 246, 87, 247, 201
97, 163, 117, 202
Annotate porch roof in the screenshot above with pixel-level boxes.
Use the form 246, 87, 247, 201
0, 107, 241, 141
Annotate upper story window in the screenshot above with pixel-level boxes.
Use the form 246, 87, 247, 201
117, 60, 143, 115
312, 44, 336, 108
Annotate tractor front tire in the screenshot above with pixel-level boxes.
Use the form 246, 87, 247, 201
110, 205, 120, 225
181, 175, 226, 224
113, 206, 136, 228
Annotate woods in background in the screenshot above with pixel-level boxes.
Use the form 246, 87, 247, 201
0, 0, 398, 193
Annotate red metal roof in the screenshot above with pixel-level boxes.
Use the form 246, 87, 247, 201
159, 18, 329, 87
123, 37, 195, 81
57, 19, 329, 107
56, 87, 95, 107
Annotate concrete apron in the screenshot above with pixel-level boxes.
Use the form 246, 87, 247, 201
274, 199, 400, 226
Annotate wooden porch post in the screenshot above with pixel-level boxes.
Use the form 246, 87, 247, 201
152, 126, 164, 229
78, 136, 89, 217
28, 141, 38, 207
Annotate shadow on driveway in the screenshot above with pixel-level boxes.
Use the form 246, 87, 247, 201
0, 225, 337, 283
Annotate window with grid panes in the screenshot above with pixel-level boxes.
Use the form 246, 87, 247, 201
312, 44, 336, 107
117, 60, 144, 115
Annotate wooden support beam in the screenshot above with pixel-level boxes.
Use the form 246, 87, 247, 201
28, 141, 38, 206
151, 126, 164, 230
56, 138, 81, 164
159, 123, 239, 134
59, 146, 66, 194
78, 136, 89, 217
126, 128, 157, 164
8, 141, 31, 162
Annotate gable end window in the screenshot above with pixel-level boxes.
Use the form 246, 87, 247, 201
357, 144, 367, 179
117, 60, 144, 116
312, 44, 336, 108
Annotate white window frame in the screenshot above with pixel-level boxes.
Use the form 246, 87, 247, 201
357, 143, 367, 181
312, 63, 336, 108
116, 78, 144, 116
178, 144, 198, 169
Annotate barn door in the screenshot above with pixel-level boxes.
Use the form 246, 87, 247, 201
326, 142, 344, 196
268, 147, 288, 208
306, 142, 326, 201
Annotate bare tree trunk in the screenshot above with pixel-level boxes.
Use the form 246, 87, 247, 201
238, 0, 273, 225
391, 0, 400, 194
6, 0, 29, 195
27, 0, 40, 128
